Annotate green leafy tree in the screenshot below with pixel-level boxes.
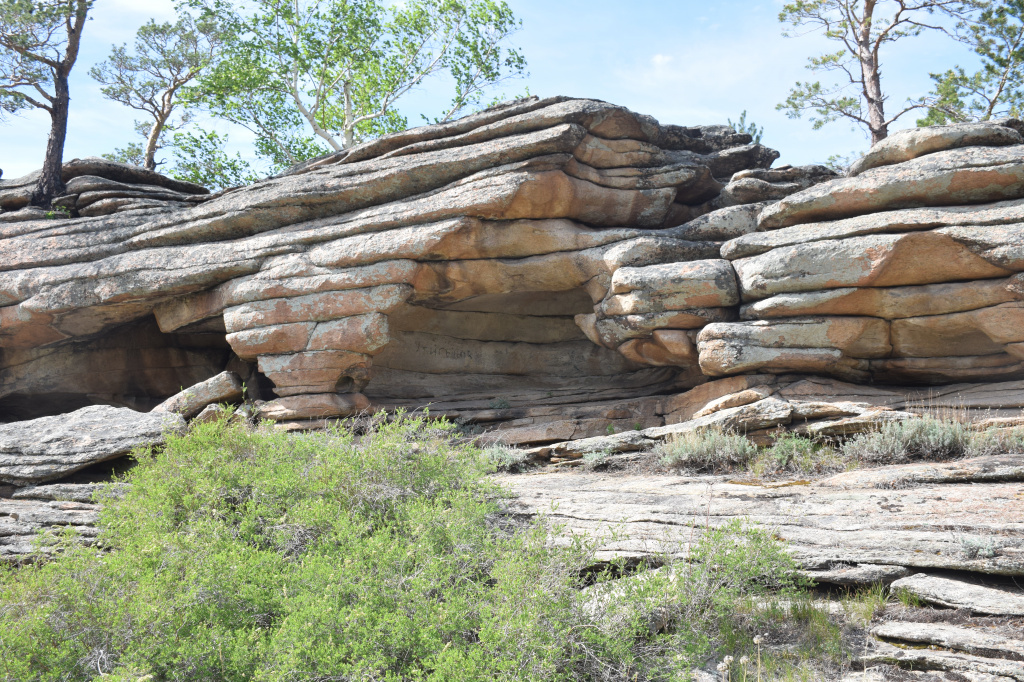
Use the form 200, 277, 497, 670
918, 0, 1024, 124
168, 127, 260, 190
777, 0, 973, 144
0, 0, 92, 206
188, 0, 526, 171
90, 12, 223, 171
727, 110, 764, 143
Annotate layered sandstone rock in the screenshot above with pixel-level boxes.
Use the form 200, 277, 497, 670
707, 118, 1024, 385
3, 100, 1024, 434
0, 96, 790, 424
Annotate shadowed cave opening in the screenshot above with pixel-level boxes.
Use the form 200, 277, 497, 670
0, 316, 265, 422
364, 287, 695, 414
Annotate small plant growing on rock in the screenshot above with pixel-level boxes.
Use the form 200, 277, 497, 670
840, 416, 973, 463
488, 397, 511, 410
658, 428, 758, 473
581, 446, 613, 470
750, 433, 840, 477
952, 528, 1000, 559
481, 443, 531, 472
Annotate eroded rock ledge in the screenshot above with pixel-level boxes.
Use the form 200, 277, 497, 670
1, 98, 1024, 437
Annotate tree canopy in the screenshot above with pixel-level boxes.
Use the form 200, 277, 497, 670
918, 0, 1024, 123
0, 0, 92, 205
90, 13, 223, 171
185, 0, 526, 171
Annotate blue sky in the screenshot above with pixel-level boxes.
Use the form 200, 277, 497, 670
0, 0, 979, 179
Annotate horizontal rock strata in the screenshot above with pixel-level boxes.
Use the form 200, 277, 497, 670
0, 405, 184, 485
3, 101, 1024, 439
498, 471, 1024, 576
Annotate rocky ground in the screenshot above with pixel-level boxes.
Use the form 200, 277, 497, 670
4, 101, 1024, 678
496, 452, 1024, 680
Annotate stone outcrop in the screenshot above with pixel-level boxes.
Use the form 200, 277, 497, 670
709, 118, 1024, 386
0, 157, 210, 218
0, 96, 792, 425
2, 100, 1024, 439
0, 405, 184, 485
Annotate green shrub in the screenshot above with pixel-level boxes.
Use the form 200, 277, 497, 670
750, 434, 841, 477
480, 443, 532, 472
0, 416, 797, 682
658, 428, 758, 472
968, 426, 1024, 457
840, 416, 973, 463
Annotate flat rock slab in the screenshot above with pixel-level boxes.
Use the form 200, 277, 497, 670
0, 496, 100, 561
873, 621, 1024, 660
863, 640, 1024, 681
817, 454, 1024, 489
802, 563, 913, 586
0, 405, 185, 485
11, 482, 126, 503
151, 371, 243, 419
497, 472, 1024, 578
890, 574, 1024, 616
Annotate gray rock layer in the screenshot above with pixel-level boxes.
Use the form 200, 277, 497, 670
0, 405, 184, 485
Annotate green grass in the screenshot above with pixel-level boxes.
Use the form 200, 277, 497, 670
0, 415, 801, 682
655, 416, 1024, 479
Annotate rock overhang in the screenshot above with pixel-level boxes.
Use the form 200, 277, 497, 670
1, 97, 1024, 430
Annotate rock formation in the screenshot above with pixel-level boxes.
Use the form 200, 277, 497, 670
1, 97, 1024, 445
0, 96, 789, 425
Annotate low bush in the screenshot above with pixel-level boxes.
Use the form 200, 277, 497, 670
0, 416, 798, 682
840, 416, 973, 463
968, 426, 1024, 457
658, 428, 758, 472
750, 433, 842, 478
481, 443, 532, 472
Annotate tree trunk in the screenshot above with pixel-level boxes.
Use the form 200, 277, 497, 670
863, 57, 888, 144
858, 1, 887, 145
343, 81, 354, 148
30, 72, 70, 208
144, 115, 167, 171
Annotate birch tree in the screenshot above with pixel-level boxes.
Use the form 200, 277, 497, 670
189, 0, 526, 169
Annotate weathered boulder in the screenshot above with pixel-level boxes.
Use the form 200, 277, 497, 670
849, 119, 1023, 176
0, 157, 208, 213
803, 563, 913, 586
151, 371, 244, 418
256, 393, 370, 420
717, 164, 837, 206
872, 621, 1024, 660
0, 405, 184, 485
889, 574, 1024, 616
759, 145, 1024, 230
667, 202, 768, 242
